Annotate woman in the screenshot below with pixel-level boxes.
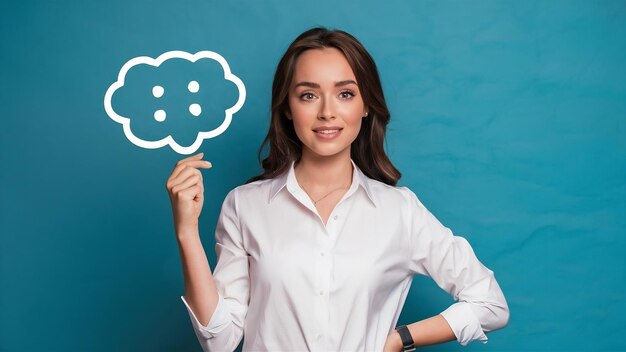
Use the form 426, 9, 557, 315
166, 27, 509, 351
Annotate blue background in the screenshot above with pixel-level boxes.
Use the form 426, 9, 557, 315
1, 1, 625, 351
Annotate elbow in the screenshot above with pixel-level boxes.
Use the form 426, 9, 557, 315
494, 304, 510, 330
472, 298, 510, 332
488, 298, 510, 331
480, 278, 510, 332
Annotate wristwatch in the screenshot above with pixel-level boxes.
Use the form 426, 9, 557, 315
395, 325, 416, 351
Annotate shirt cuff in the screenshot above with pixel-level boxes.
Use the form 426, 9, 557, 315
180, 293, 232, 339
440, 302, 488, 346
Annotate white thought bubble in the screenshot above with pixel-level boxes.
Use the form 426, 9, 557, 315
104, 50, 246, 154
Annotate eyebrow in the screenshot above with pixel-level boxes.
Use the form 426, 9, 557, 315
294, 80, 358, 89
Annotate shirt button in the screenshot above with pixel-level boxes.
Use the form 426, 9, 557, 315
319, 290, 324, 295
320, 252, 325, 256
333, 215, 338, 220
316, 334, 322, 340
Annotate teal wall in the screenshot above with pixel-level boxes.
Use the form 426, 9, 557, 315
2, 1, 625, 351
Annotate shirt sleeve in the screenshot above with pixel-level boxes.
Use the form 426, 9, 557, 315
181, 188, 250, 352
404, 188, 510, 346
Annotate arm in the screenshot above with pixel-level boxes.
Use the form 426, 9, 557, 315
177, 226, 219, 326
167, 154, 247, 351
179, 188, 250, 352
384, 315, 455, 351
165, 153, 223, 332
403, 189, 510, 347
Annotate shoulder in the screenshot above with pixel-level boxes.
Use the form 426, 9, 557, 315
364, 178, 433, 225
362, 176, 422, 208
221, 178, 275, 206
231, 178, 273, 195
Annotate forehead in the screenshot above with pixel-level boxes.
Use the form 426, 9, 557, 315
292, 47, 356, 83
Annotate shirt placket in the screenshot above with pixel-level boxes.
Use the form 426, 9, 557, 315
286, 185, 331, 348
288, 178, 354, 349
315, 202, 347, 350
313, 224, 331, 350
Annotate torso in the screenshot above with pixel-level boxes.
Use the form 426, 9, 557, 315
232, 175, 415, 352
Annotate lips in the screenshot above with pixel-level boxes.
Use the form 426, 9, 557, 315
315, 129, 341, 135
312, 126, 343, 140
313, 126, 343, 134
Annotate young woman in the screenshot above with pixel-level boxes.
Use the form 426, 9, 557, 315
166, 27, 509, 351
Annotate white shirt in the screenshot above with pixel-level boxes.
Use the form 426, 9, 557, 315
181, 159, 509, 351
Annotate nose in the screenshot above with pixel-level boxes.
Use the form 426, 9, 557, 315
317, 96, 335, 120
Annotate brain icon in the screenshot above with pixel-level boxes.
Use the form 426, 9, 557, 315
104, 50, 246, 154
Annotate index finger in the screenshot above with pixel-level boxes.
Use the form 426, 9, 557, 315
171, 155, 211, 179
176, 152, 204, 165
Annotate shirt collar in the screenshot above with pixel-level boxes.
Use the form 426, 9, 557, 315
268, 159, 377, 207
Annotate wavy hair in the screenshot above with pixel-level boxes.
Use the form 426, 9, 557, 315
246, 27, 401, 185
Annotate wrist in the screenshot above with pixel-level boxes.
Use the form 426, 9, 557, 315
395, 324, 416, 351
392, 330, 404, 351
176, 223, 200, 240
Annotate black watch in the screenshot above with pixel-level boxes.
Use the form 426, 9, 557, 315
395, 325, 416, 351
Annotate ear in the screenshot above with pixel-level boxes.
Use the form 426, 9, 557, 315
285, 109, 292, 120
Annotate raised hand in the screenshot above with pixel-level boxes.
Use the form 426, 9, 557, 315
165, 152, 212, 235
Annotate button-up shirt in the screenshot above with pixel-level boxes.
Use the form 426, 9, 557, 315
181, 159, 509, 351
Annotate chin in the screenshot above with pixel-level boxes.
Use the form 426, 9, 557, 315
303, 145, 351, 159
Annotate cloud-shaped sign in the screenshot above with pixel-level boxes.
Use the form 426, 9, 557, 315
104, 50, 245, 154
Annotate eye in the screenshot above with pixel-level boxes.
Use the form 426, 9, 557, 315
338, 90, 355, 100
299, 92, 316, 101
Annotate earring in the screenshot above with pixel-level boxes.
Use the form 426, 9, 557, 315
364, 111, 369, 117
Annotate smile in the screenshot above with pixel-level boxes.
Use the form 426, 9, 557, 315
313, 127, 343, 140
315, 129, 340, 134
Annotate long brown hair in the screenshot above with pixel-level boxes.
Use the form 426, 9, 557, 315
246, 27, 401, 186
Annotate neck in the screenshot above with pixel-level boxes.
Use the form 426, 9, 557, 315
294, 148, 353, 191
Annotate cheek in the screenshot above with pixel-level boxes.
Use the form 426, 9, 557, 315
343, 107, 364, 129
338, 100, 365, 120
286, 104, 308, 138
288, 98, 314, 120
347, 118, 363, 140
346, 104, 364, 141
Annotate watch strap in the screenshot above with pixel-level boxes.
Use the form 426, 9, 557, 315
395, 325, 416, 351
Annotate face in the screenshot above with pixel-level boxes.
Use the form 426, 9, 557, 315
286, 47, 367, 161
